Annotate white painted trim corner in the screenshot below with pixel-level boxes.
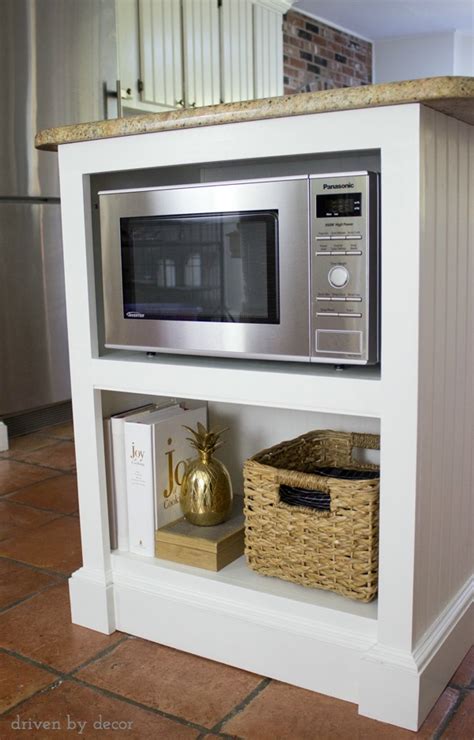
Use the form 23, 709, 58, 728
0, 421, 8, 451
358, 575, 474, 730
69, 567, 116, 634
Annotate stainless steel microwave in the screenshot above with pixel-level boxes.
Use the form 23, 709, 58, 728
99, 171, 379, 365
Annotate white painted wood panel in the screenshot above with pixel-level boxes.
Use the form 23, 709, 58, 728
138, 0, 183, 108
253, 2, 283, 98
220, 0, 254, 102
182, 0, 220, 107
413, 108, 474, 642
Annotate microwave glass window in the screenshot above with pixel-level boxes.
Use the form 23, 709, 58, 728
316, 192, 362, 218
120, 211, 279, 323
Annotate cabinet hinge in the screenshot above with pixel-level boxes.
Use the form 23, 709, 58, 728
137, 79, 144, 93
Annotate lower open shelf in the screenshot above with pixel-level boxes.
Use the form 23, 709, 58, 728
111, 550, 377, 630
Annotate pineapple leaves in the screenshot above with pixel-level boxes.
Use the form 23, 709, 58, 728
182, 422, 229, 455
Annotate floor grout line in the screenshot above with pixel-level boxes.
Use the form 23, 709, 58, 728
0, 554, 70, 583
0, 495, 79, 519
70, 675, 213, 734
0, 677, 65, 720
68, 635, 131, 676
434, 686, 470, 739
0, 472, 64, 499
0, 579, 64, 615
0, 647, 67, 680
209, 677, 272, 734
0, 450, 75, 475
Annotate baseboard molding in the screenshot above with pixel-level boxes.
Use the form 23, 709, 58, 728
414, 574, 473, 671
69, 567, 116, 634
416, 577, 473, 727
359, 574, 473, 730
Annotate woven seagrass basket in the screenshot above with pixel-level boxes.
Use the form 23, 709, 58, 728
243, 430, 380, 602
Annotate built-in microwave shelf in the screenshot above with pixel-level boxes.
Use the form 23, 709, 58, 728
95, 350, 382, 418
99, 348, 381, 378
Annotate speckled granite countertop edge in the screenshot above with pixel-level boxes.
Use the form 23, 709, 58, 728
35, 76, 474, 151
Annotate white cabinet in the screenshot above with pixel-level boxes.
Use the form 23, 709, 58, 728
220, 0, 288, 103
116, 0, 291, 114
220, 0, 254, 103
138, 0, 184, 109
253, 1, 285, 99
182, 0, 220, 107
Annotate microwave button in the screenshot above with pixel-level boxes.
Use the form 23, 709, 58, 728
338, 312, 362, 318
315, 251, 330, 256
316, 236, 330, 240
345, 296, 363, 302
328, 265, 349, 289
330, 250, 346, 255
331, 296, 346, 301
346, 250, 362, 256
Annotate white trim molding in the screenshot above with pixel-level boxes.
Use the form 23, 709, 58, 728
69, 567, 116, 634
359, 576, 474, 730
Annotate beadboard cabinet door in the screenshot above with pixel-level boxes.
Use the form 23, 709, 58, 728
220, 0, 254, 103
182, 0, 220, 108
138, 0, 183, 109
253, 2, 284, 98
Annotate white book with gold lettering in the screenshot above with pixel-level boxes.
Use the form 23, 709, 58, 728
125, 403, 207, 557
108, 403, 157, 552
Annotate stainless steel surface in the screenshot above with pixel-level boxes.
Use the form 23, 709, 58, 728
310, 172, 379, 365
100, 177, 311, 362
0, 0, 117, 417
0, 203, 70, 416
0, 0, 117, 198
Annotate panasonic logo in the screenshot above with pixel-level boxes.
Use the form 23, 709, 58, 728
323, 182, 355, 190
126, 311, 145, 318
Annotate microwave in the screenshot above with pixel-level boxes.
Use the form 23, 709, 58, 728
99, 171, 379, 365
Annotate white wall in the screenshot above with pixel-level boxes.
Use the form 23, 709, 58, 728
454, 32, 474, 75
374, 32, 458, 83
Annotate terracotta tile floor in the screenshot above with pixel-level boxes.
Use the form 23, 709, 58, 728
0, 423, 472, 739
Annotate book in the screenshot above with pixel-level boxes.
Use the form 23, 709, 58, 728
125, 402, 207, 557
107, 401, 174, 551
103, 418, 117, 549
155, 496, 244, 571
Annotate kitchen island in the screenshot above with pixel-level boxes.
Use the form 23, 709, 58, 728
37, 77, 473, 731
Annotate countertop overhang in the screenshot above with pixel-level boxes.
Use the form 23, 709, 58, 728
35, 76, 474, 152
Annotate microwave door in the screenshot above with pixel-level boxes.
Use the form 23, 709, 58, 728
101, 177, 311, 361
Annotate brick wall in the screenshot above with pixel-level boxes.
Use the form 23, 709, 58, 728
283, 9, 372, 94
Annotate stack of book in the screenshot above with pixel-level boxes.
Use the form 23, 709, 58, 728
104, 399, 207, 556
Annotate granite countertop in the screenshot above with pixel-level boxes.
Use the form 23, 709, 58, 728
35, 76, 474, 152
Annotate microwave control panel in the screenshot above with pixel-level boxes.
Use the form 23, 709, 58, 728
310, 171, 379, 365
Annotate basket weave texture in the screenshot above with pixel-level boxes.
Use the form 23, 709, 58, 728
243, 430, 380, 602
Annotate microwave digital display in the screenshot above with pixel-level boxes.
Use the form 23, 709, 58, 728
316, 192, 362, 218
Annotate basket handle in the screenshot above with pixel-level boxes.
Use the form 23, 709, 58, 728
350, 432, 380, 469
351, 432, 380, 451
278, 470, 331, 496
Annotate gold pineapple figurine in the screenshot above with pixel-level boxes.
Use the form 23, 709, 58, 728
181, 422, 233, 526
